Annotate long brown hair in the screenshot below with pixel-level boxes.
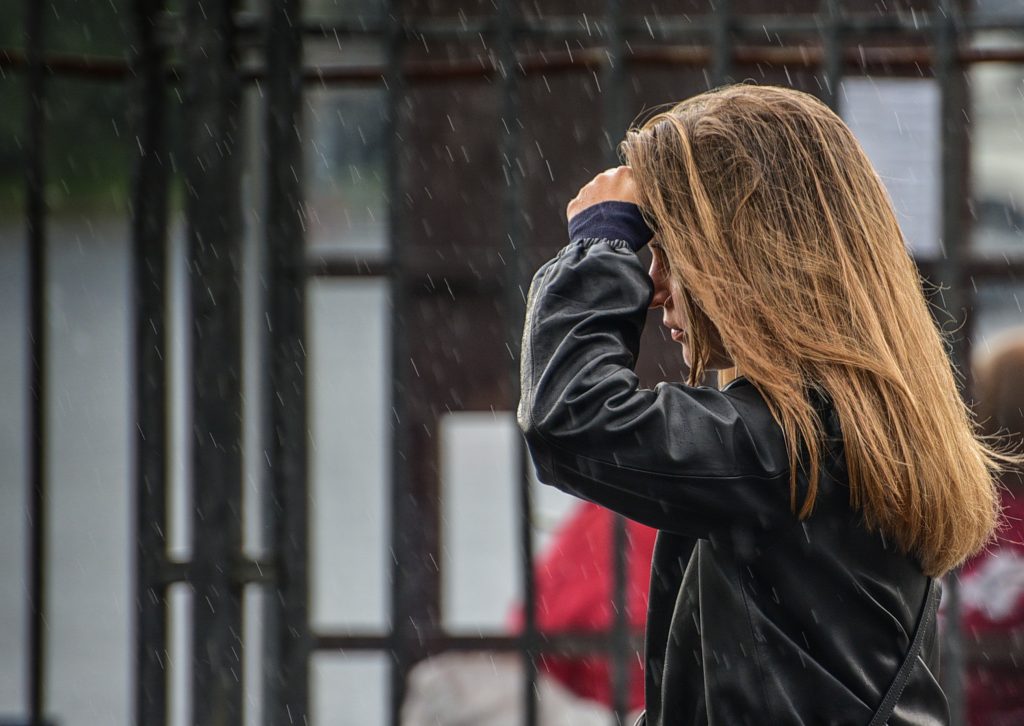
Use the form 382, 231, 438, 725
621, 84, 1023, 576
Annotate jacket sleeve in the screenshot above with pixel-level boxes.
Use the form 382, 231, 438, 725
517, 236, 792, 537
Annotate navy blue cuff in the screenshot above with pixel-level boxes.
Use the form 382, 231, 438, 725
567, 200, 654, 251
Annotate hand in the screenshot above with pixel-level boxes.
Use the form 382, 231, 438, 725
566, 165, 641, 222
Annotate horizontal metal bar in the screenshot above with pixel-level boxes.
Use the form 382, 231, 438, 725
656, 12, 1024, 38
302, 259, 1024, 315
230, 11, 1024, 41
6, 37, 1024, 83
314, 630, 645, 656
917, 256, 1024, 283
234, 558, 276, 585
228, 45, 1024, 83
305, 256, 392, 277
160, 557, 276, 586
304, 254, 1024, 282
160, 560, 188, 584
306, 257, 499, 293
0, 47, 140, 79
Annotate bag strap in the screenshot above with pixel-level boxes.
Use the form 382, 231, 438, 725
867, 577, 942, 726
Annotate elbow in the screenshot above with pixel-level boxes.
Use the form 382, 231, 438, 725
518, 384, 593, 454
516, 395, 547, 446
517, 396, 560, 481
517, 384, 570, 447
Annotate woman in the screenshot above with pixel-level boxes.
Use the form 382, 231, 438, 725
517, 84, 1022, 725
958, 330, 1024, 726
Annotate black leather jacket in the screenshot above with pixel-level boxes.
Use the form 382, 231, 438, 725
517, 219, 948, 725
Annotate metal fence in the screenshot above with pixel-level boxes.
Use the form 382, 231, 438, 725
7, 0, 1024, 724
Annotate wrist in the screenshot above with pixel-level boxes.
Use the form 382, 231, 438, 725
567, 200, 654, 251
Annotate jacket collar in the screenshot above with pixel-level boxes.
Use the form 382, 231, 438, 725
722, 375, 750, 392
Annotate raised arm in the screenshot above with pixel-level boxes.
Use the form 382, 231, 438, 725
517, 195, 792, 537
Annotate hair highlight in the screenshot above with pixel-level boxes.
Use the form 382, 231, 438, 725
621, 84, 1024, 576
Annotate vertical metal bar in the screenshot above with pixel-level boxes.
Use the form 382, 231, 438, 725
515, 384, 539, 726
263, 0, 310, 723
386, 2, 411, 724
131, 0, 171, 724
495, 2, 536, 726
610, 518, 630, 723
602, 2, 631, 722
821, 0, 843, 110
711, 0, 733, 88
934, 0, 967, 723
24, 0, 48, 721
183, 0, 245, 724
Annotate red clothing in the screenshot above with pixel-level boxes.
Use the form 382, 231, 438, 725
958, 491, 1024, 726
509, 502, 657, 711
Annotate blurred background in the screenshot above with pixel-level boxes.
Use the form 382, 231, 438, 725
1, 0, 1023, 725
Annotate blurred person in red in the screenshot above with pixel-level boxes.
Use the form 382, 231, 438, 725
508, 500, 657, 712
958, 330, 1024, 726
401, 500, 657, 725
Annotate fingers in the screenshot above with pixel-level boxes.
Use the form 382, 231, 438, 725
566, 166, 638, 221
